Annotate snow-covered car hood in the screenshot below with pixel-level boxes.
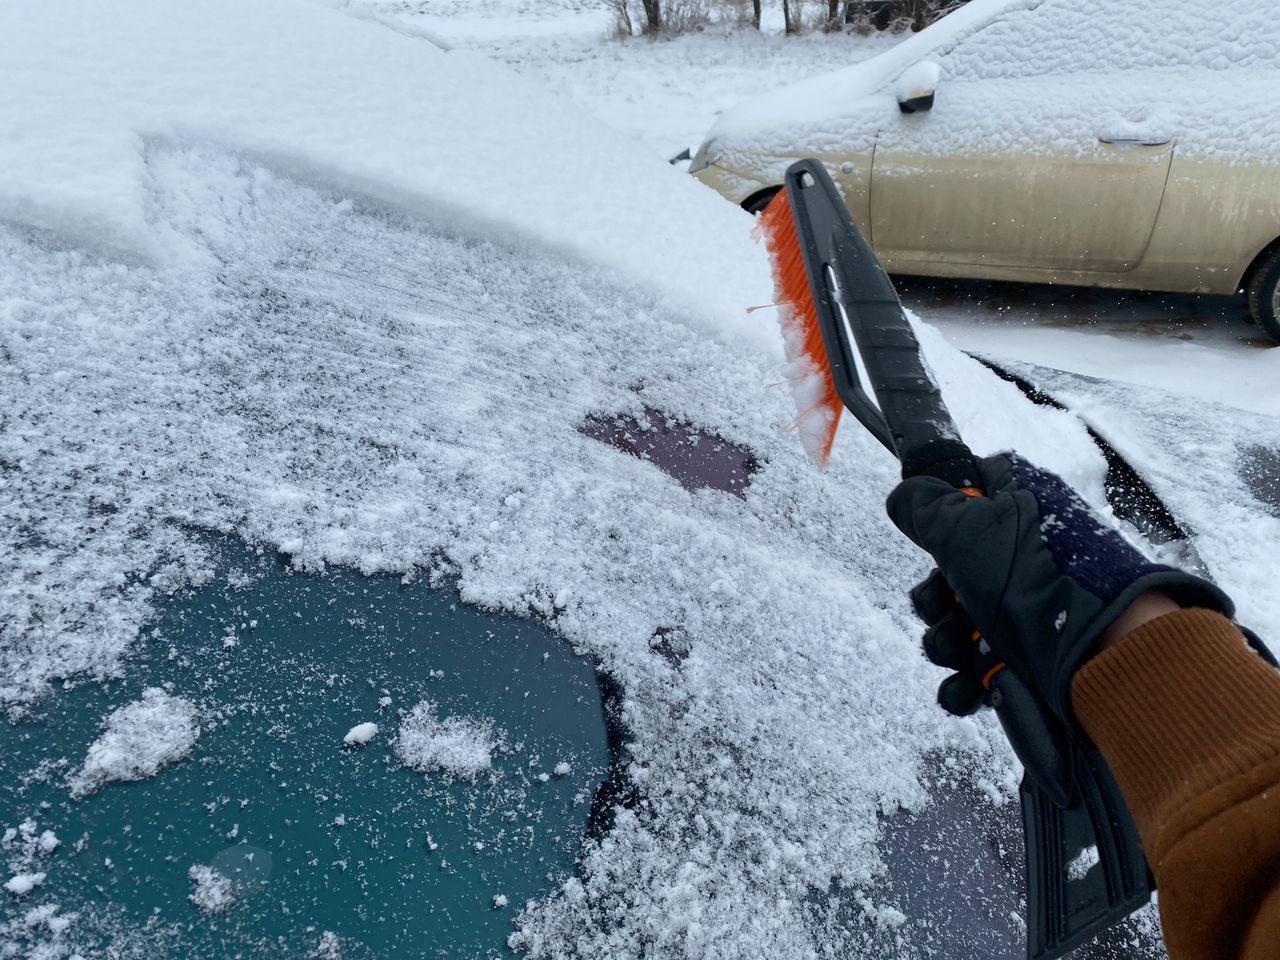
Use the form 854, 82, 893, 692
0, 0, 772, 353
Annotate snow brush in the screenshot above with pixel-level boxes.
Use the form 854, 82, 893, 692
756, 159, 1151, 960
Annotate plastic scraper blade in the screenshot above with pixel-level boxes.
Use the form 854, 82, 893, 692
1022, 744, 1152, 959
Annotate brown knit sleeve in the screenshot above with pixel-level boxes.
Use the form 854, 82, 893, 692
1071, 608, 1280, 960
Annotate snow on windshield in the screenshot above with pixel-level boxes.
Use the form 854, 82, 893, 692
2, 141, 1113, 957
1, 1, 1140, 956
0, 144, 1122, 955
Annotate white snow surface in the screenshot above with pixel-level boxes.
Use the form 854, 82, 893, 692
68, 689, 201, 798
0, 0, 772, 351
3, 873, 45, 897
705, 0, 1025, 145
931, 298, 1280, 420
995, 361, 1280, 642
312, 931, 342, 960
364, 0, 898, 158
342, 722, 379, 747
393, 701, 505, 781
706, 0, 1280, 165
187, 864, 237, 915
940, 0, 1277, 80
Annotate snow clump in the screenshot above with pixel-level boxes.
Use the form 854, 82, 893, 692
69, 689, 201, 798
393, 701, 504, 781
342, 722, 379, 747
4, 873, 45, 897
309, 931, 342, 959
1, 820, 59, 891
188, 864, 236, 915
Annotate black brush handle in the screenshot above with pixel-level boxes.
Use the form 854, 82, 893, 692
784, 161, 980, 488
787, 164, 1079, 804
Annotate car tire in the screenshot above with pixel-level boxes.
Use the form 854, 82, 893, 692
741, 187, 780, 216
1246, 247, 1280, 344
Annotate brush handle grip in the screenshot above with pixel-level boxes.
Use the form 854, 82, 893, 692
900, 439, 980, 489
825, 291, 981, 487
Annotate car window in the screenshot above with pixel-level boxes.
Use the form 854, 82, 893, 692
936, 0, 1276, 81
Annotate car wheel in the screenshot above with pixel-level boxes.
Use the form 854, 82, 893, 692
741, 187, 780, 216
1246, 247, 1280, 344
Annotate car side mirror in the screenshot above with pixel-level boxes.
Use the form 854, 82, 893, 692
896, 60, 940, 114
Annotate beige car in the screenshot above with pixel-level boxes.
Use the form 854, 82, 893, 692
691, 0, 1280, 342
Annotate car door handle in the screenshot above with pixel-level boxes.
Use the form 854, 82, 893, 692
1098, 134, 1172, 146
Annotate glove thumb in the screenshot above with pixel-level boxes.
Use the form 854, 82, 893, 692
886, 474, 980, 552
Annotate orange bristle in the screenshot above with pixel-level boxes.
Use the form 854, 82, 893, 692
753, 190, 842, 466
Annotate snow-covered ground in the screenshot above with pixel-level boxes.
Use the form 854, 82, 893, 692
1, 0, 1276, 958
900, 276, 1280, 418
373, 0, 899, 157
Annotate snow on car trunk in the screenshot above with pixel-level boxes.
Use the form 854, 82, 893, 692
0, 1, 1129, 957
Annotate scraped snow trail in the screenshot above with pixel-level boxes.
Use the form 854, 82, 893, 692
3, 143, 1121, 957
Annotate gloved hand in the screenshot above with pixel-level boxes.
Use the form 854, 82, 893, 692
886, 452, 1233, 726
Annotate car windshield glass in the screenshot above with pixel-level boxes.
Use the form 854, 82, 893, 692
1, 535, 612, 957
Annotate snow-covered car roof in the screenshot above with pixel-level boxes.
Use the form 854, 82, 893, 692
704, 0, 1279, 163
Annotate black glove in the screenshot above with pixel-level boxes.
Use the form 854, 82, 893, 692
887, 453, 1233, 726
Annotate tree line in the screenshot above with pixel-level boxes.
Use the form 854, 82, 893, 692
606, 0, 968, 36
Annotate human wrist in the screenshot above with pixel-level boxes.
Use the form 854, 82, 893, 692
1071, 608, 1280, 845
1096, 590, 1181, 654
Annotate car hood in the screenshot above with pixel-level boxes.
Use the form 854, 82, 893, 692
0, 0, 773, 354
